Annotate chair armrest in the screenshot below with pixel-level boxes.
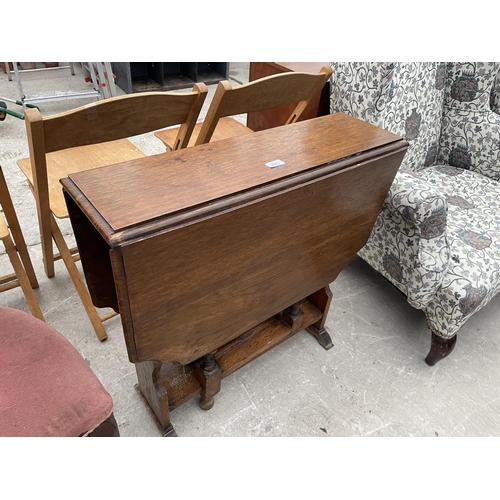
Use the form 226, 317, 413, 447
385, 168, 451, 308
387, 168, 447, 235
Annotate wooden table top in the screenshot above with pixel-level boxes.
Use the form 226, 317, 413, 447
65, 113, 402, 235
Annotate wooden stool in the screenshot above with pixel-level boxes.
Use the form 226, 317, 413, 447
0, 307, 119, 437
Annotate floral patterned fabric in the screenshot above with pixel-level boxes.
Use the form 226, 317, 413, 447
373, 166, 450, 310
418, 165, 500, 336
330, 62, 500, 339
438, 63, 500, 180
330, 63, 445, 171
491, 71, 500, 115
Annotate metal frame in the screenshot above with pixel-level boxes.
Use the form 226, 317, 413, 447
4, 63, 107, 107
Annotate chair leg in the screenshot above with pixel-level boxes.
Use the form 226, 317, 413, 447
425, 331, 457, 366
86, 412, 120, 437
40, 212, 55, 279
2, 234, 44, 321
8, 223, 39, 289
50, 215, 108, 341
0, 170, 39, 289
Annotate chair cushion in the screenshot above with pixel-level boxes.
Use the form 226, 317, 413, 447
438, 62, 500, 181
418, 165, 500, 337
0, 307, 113, 436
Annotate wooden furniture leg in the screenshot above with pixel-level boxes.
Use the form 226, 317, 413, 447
135, 360, 177, 437
0, 169, 39, 289
86, 412, 120, 437
425, 332, 457, 366
134, 292, 334, 436
287, 302, 303, 321
2, 233, 44, 321
306, 286, 334, 349
280, 300, 304, 330
194, 352, 222, 410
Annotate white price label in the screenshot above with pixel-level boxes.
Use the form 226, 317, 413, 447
265, 159, 286, 168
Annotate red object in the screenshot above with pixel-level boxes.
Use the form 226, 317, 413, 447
0, 307, 115, 437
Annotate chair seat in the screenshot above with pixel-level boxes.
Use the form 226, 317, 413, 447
154, 117, 254, 150
0, 307, 114, 436
17, 138, 145, 219
418, 165, 500, 336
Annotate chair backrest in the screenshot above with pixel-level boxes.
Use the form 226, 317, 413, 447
195, 66, 332, 145
437, 62, 500, 179
23, 84, 207, 224
491, 69, 500, 115
330, 62, 446, 172
25, 83, 208, 155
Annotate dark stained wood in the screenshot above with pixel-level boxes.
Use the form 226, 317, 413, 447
132, 298, 330, 433
425, 332, 457, 366
81, 148, 404, 366
62, 113, 408, 435
306, 287, 334, 349
85, 413, 120, 437
66, 113, 402, 235
194, 353, 222, 410
135, 360, 173, 432
64, 193, 118, 311
247, 62, 331, 131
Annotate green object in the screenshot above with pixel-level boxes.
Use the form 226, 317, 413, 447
0, 98, 39, 121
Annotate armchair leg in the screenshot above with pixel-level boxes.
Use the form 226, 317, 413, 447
425, 332, 457, 366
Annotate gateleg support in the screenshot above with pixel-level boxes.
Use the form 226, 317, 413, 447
194, 352, 222, 411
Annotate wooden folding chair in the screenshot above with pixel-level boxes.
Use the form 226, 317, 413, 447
17, 84, 208, 341
154, 65, 332, 150
0, 166, 44, 321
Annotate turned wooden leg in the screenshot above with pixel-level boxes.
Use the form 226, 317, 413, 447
135, 361, 177, 437
194, 352, 222, 410
281, 301, 305, 332
425, 332, 457, 366
306, 286, 333, 350
287, 302, 303, 320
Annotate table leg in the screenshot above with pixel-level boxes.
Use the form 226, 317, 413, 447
194, 352, 222, 410
306, 286, 333, 349
135, 360, 176, 436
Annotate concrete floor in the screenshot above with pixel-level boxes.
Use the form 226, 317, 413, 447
1, 62, 500, 438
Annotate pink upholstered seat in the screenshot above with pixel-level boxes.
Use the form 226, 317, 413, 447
0, 307, 115, 437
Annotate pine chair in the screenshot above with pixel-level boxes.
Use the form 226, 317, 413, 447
17, 84, 208, 341
0, 166, 44, 321
154, 66, 333, 150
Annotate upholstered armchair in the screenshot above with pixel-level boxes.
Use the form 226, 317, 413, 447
330, 62, 500, 365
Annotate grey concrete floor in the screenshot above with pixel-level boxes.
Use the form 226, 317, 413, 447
1, 62, 500, 439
